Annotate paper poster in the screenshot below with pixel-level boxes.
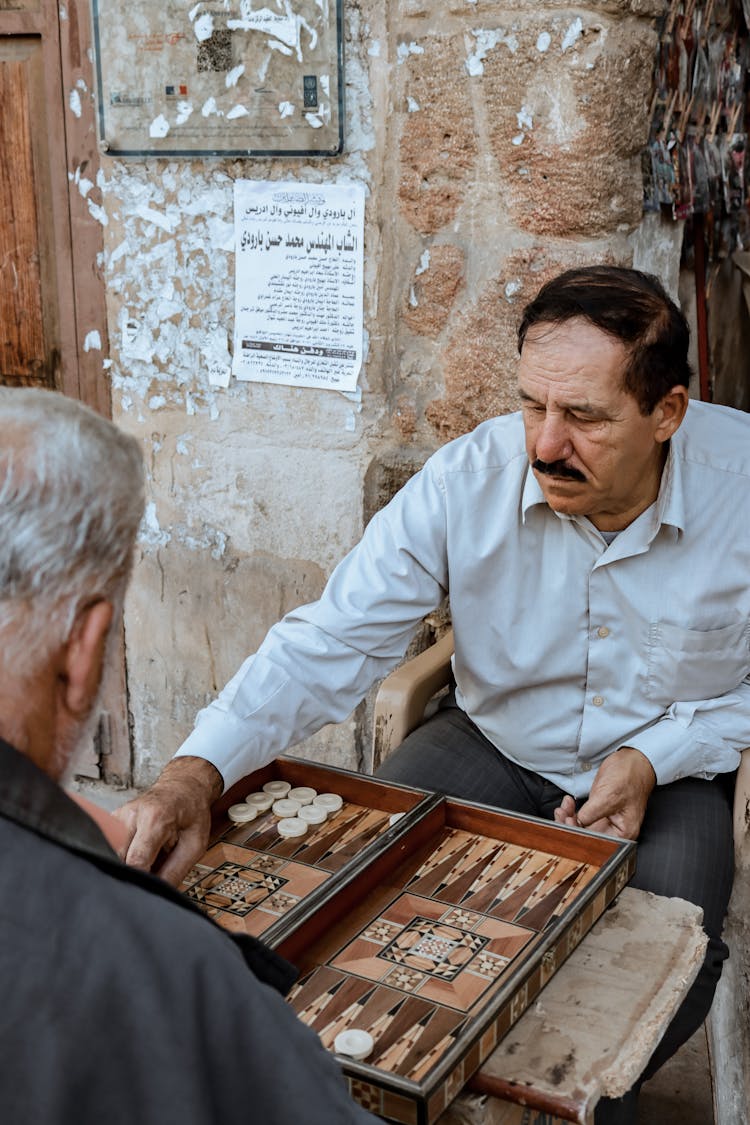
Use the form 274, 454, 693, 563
233, 180, 365, 391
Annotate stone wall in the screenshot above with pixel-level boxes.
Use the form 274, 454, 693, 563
96, 0, 670, 787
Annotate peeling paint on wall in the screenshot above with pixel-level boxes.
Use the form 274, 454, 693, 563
562, 18, 584, 52
139, 501, 171, 549
414, 250, 430, 276
83, 330, 102, 352
69, 167, 95, 198
397, 41, 425, 64
466, 28, 518, 77
87, 200, 108, 226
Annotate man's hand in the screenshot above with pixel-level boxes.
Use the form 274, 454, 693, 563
114, 756, 224, 886
553, 746, 657, 840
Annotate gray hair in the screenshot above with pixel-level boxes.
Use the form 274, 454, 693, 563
0, 388, 145, 678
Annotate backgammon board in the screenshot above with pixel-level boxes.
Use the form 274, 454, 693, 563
180, 757, 429, 946
276, 796, 635, 1125
182, 765, 635, 1123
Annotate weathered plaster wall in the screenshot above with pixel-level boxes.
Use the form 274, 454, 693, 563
88, 0, 670, 787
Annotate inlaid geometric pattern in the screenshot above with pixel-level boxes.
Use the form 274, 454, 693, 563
250, 854, 285, 874
290, 963, 470, 1080
382, 965, 425, 992
185, 860, 287, 917
181, 863, 212, 890
441, 907, 483, 929
180, 841, 329, 936
267, 890, 300, 914
468, 950, 510, 981
347, 1078, 382, 1112
379, 916, 489, 981
329, 893, 534, 1013
179, 752, 435, 954
363, 919, 405, 945
183, 771, 634, 1125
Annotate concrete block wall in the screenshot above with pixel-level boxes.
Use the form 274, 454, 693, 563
97, 0, 670, 787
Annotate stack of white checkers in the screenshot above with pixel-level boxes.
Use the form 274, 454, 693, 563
226, 780, 344, 838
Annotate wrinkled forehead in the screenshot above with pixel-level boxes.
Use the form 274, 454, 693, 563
517, 318, 631, 397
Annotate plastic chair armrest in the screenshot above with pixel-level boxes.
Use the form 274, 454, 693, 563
372, 628, 454, 769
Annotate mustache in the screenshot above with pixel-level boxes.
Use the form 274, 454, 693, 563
533, 458, 586, 482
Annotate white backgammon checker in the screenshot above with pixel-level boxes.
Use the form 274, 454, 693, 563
313, 792, 343, 813
277, 817, 308, 839
334, 1029, 374, 1061
227, 803, 258, 825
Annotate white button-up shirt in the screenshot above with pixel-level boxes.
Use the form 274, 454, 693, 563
176, 400, 750, 796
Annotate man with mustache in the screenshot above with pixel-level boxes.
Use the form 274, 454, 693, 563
0, 388, 378, 1124
119, 265, 750, 1123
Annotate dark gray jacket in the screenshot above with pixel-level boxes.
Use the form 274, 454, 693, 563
0, 738, 378, 1124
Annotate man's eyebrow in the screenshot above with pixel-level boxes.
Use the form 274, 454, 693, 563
517, 386, 610, 418
564, 401, 608, 417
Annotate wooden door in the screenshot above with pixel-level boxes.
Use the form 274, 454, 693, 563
0, 0, 131, 785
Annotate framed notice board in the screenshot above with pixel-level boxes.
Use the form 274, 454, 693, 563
91, 1, 344, 157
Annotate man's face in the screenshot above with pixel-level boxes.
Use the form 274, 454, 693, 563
518, 318, 677, 532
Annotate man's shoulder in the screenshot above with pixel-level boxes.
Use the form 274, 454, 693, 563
427, 413, 526, 476
677, 400, 750, 477
0, 818, 370, 1125
0, 812, 242, 973
0, 816, 271, 1056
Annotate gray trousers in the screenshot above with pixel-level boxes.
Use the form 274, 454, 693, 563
377, 693, 734, 1125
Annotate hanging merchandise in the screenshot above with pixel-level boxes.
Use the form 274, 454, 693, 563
642, 0, 750, 261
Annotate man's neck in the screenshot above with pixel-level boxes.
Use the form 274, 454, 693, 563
0, 675, 60, 780
0, 715, 28, 756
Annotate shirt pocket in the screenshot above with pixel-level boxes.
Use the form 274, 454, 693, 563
644, 619, 750, 704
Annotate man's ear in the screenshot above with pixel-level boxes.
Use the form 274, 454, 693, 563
653, 385, 689, 443
61, 600, 114, 717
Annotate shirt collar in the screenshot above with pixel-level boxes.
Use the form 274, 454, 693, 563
521, 463, 549, 522
520, 444, 685, 536
653, 441, 685, 534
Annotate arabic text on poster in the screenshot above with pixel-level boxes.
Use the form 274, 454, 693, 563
233, 180, 365, 391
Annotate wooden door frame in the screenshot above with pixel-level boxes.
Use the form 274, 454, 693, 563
3, 0, 130, 783
61, 0, 131, 784
58, 0, 112, 414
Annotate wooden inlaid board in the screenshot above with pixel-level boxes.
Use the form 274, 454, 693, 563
180, 757, 428, 945
277, 799, 636, 1125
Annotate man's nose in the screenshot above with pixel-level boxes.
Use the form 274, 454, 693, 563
534, 413, 573, 463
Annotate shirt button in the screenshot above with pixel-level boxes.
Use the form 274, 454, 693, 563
580, 761, 592, 772
597, 626, 610, 638
592, 695, 604, 706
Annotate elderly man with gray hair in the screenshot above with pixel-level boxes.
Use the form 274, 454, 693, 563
0, 388, 377, 1125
